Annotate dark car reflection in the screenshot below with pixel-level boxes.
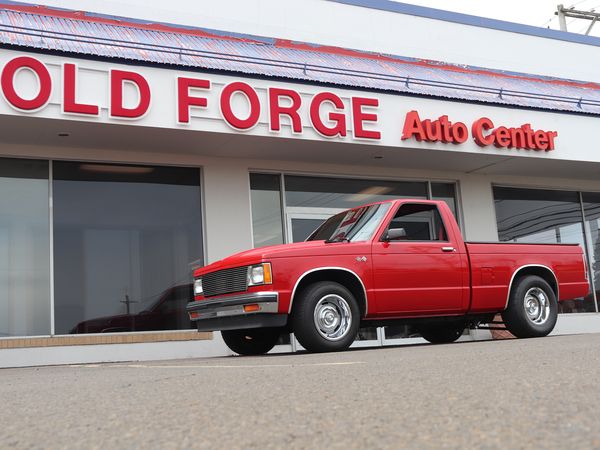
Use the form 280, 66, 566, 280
70, 284, 193, 333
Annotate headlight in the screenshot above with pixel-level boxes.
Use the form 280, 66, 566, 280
247, 263, 272, 286
194, 278, 203, 295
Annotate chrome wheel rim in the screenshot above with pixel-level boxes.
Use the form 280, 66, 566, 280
523, 287, 550, 325
313, 294, 352, 341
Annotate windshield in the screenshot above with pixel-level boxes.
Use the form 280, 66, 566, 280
307, 203, 391, 243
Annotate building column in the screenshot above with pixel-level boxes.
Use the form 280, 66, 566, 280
202, 160, 253, 264
458, 174, 498, 242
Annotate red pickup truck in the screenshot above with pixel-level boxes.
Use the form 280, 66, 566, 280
188, 199, 589, 355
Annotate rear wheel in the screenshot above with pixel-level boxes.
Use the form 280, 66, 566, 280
292, 281, 360, 353
502, 275, 557, 338
419, 323, 465, 344
221, 327, 282, 355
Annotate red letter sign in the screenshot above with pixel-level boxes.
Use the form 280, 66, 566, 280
352, 97, 381, 140
269, 87, 302, 133
1, 56, 51, 111
401, 111, 426, 141
63, 63, 99, 116
471, 117, 495, 147
220, 82, 261, 130
177, 77, 210, 124
310, 92, 347, 138
110, 70, 151, 118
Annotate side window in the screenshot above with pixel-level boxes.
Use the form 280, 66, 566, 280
387, 204, 448, 241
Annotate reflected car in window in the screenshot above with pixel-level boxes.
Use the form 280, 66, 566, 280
69, 284, 193, 333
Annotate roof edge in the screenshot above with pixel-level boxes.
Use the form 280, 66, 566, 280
0, 1, 599, 92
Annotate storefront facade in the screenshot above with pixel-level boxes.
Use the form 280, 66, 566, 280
1, 1, 599, 366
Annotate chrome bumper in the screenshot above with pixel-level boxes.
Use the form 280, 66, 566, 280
187, 291, 287, 332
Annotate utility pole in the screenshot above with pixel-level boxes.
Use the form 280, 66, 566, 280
556, 4, 600, 35
120, 293, 138, 315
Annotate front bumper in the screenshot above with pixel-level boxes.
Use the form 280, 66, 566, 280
186, 291, 288, 332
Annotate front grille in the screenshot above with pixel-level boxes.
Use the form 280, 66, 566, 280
202, 266, 248, 297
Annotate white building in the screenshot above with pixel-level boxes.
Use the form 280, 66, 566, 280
0, 0, 599, 367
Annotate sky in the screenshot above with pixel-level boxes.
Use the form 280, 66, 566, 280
395, 0, 600, 37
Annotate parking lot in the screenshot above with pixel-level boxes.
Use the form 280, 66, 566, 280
1, 333, 600, 449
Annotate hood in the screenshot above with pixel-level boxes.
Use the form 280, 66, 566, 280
194, 240, 370, 276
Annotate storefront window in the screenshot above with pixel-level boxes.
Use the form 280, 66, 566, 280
284, 175, 428, 209
53, 162, 203, 334
582, 193, 600, 312
493, 186, 595, 313
0, 159, 50, 337
250, 174, 284, 248
431, 182, 458, 219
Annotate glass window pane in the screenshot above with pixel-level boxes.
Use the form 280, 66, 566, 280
389, 204, 447, 241
0, 158, 50, 337
582, 192, 600, 312
250, 174, 284, 248
493, 186, 595, 313
431, 183, 458, 218
53, 162, 203, 334
285, 175, 427, 209
291, 218, 325, 243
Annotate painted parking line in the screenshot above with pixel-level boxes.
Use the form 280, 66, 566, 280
67, 361, 366, 369
126, 361, 366, 369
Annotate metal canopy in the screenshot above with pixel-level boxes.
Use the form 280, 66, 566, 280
0, 5, 600, 115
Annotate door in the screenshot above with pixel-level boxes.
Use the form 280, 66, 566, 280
285, 207, 344, 243
372, 202, 465, 315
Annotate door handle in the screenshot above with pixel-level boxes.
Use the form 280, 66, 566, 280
441, 247, 456, 252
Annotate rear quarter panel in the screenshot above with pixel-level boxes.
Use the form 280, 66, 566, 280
467, 243, 589, 313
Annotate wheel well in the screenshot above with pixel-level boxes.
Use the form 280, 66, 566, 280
512, 266, 558, 298
292, 269, 367, 317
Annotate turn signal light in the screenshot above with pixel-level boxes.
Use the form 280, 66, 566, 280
262, 263, 272, 284
189, 312, 199, 319
243, 304, 260, 313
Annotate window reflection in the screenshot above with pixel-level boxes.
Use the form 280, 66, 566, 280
0, 159, 50, 337
53, 162, 203, 334
250, 174, 284, 248
493, 186, 596, 313
583, 193, 600, 312
284, 176, 428, 209
431, 183, 458, 219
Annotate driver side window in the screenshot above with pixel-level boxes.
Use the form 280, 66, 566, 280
387, 203, 448, 241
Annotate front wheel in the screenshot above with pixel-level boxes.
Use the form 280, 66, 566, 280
292, 281, 360, 353
221, 327, 282, 355
501, 275, 557, 338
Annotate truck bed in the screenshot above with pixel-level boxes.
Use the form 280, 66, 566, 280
465, 241, 588, 313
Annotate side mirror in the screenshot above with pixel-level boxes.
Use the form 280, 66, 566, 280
383, 228, 407, 242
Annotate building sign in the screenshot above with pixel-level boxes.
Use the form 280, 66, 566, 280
401, 111, 557, 151
0, 54, 558, 151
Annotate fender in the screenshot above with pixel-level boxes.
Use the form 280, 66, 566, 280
505, 264, 559, 309
288, 266, 369, 315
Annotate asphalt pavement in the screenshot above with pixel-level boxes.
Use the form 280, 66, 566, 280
1, 333, 600, 449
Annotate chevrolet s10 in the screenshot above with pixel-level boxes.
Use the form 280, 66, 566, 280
187, 199, 589, 355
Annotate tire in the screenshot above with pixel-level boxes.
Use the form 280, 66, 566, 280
501, 275, 558, 338
221, 327, 281, 355
419, 323, 464, 344
292, 281, 360, 353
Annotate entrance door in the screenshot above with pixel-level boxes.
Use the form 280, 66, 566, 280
285, 207, 343, 243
